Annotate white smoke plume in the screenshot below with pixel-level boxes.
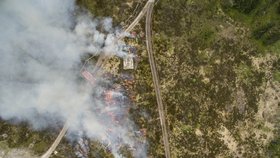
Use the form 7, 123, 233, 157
0, 0, 146, 157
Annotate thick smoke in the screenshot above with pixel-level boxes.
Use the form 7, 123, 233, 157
0, 0, 145, 157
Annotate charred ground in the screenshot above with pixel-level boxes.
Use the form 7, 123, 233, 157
1, 0, 280, 158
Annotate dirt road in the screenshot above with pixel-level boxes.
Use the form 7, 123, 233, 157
93, 0, 156, 72
41, 1, 155, 158
145, 1, 171, 158
41, 123, 68, 158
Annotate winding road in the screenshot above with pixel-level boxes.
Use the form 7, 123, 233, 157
145, 1, 171, 158
41, 1, 156, 158
93, 0, 155, 72
41, 123, 69, 158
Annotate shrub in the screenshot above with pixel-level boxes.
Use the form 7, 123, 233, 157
232, 0, 260, 14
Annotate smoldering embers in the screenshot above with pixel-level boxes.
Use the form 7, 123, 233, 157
0, 0, 145, 157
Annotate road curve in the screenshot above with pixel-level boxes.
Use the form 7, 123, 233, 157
94, 0, 155, 72
41, 123, 68, 158
125, 0, 154, 33
41, 1, 154, 158
145, 2, 171, 158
